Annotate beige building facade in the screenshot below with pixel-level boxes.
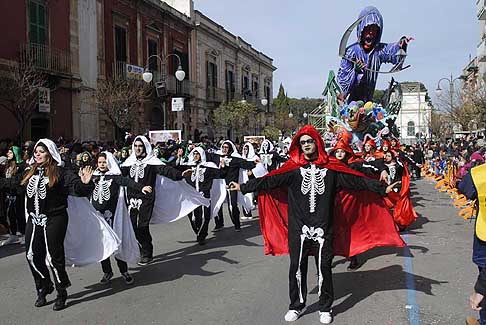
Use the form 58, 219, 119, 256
189, 10, 277, 141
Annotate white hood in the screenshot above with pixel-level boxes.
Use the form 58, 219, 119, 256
94, 151, 122, 176
122, 135, 164, 167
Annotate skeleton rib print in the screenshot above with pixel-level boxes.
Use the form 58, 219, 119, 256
300, 165, 327, 213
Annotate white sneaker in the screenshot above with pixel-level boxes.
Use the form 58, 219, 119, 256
19, 236, 25, 245
284, 309, 301, 322
319, 311, 333, 324
0, 234, 18, 246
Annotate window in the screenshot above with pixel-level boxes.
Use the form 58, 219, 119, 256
225, 70, 235, 101
173, 49, 189, 76
407, 121, 415, 136
264, 85, 271, 112
253, 81, 259, 98
147, 39, 158, 71
207, 62, 217, 88
114, 25, 127, 62
29, 0, 47, 45
242, 76, 249, 93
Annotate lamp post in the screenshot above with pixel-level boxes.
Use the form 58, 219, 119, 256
142, 54, 185, 130
303, 112, 308, 125
436, 74, 462, 114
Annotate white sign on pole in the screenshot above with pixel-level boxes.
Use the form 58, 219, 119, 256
38, 87, 50, 113
171, 97, 184, 111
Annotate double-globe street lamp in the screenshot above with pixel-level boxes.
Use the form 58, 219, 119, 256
436, 74, 462, 113
142, 54, 186, 130
436, 74, 463, 138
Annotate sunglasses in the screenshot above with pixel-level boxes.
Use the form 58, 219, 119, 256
299, 139, 315, 145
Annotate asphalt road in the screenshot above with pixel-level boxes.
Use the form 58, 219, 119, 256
0, 179, 479, 324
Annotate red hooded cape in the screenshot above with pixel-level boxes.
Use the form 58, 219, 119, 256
257, 125, 405, 257
383, 156, 418, 228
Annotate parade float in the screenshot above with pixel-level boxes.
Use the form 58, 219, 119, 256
309, 6, 412, 149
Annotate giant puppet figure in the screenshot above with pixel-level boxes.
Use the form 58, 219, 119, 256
337, 6, 412, 104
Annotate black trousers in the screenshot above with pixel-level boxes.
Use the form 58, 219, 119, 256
215, 190, 240, 229
5, 195, 25, 235
128, 198, 154, 258
25, 214, 71, 291
101, 256, 128, 274
188, 204, 211, 241
288, 236, 333, 312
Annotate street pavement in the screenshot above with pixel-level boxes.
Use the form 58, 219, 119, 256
0, 178, 479, 324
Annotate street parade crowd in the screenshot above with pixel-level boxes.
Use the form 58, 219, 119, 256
0, 127, 454, 323
3, 4, 486, 324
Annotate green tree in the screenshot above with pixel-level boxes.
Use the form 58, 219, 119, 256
263, 125, 281, 141
213, 100, 257, 139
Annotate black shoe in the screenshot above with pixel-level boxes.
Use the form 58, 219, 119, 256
234, 227, 241, 232
100, 272, 113, 284
121, 272, 134, 285
52, 289, 67, 311
137, 256, 153, 266
347, 257, 362, 271
34, 285, 54, 307
197, 239, 206, 245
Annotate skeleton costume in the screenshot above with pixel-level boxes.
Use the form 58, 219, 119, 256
91, 152, 142, 273
258, 139, 287, 172
215, 140, 256, 231
181, 147, 225, 243
0, 139, 120, 309
241, 142, 268, 217
121, 136, 209, 259
240, 126, 404, 314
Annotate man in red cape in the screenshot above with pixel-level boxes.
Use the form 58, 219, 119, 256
229, 125, 404, 324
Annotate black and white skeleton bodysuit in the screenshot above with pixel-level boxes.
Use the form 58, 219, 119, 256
240, 163, 386, 313
0, 146, 94, 293
215, 140, 256, 230
121, 136, 183, 258
181, 147, 223, 242
258, 139, 287, 172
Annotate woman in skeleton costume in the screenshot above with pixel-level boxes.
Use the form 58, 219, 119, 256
0, 139, 95, 311
121, 136, 191, 266
229, 126, 402, 324
90, 152, 152, 284
179, 147, 225, 245
258, 139, 287, 172
240, 142, 268, 220
215, 140, 256, 232
379, 150, 418, 230
1, 146, 26, 245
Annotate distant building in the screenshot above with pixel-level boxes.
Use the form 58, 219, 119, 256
190, 10, 277, 141
397, 82, 432, 145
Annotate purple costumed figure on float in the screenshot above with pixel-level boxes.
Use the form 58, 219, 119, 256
337, 6, 412, 104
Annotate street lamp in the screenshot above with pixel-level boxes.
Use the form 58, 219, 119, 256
288, 111, 293, 118
261, 98, 268, 106
142, 54, 185, 84
436, 74, 462, 110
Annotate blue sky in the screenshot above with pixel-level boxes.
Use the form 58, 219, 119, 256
194, 0, 477, 104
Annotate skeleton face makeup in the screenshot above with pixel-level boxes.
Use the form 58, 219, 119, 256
300, 135, 316, 157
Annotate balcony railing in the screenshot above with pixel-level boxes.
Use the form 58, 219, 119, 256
20, 43, 71, 75
206, 87, 226, 103
479, 0, 486, 19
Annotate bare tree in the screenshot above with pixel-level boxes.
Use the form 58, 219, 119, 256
95, 78, 150, 136
213, 100, 257, 139
0, 62, 47, 142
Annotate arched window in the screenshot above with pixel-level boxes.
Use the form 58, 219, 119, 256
407, 121, 415, 136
